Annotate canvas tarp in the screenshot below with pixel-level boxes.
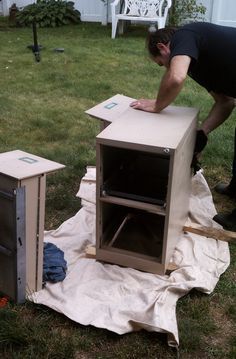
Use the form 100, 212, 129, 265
30, 167, 230, 346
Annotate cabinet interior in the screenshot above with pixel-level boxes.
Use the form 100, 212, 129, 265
101, 145, 170, 205
101, 203, 164, 261
98, 145, 171, 261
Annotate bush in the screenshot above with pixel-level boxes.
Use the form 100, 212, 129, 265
16, 0, 81, 28
168, 0, 206, 26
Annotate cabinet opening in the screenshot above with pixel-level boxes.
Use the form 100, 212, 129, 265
101, 146, 169, 205
101, 203, 164, 260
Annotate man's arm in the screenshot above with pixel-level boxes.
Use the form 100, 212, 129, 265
130, 55, 191, 113
200, 92, 235, 135
193, 92, 235, 167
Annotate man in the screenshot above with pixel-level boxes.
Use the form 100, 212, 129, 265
130, 22, 236, 231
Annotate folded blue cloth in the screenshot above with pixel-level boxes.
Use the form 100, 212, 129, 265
43, 242, 67, 283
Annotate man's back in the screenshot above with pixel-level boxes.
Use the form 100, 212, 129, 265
170, 22, 236, 97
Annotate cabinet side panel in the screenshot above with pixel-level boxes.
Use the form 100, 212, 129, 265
0, 178, 26, 303
21, 177, 39, 294
96, 143, 103, 252
36, 175, 46, 291
163, 118, 197, 268
0, 177, 18, 300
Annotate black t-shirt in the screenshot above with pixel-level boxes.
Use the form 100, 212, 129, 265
170, 22, 236, 97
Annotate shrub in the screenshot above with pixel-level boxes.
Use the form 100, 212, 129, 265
16, 0, 81, 28
168, 0, 206, 26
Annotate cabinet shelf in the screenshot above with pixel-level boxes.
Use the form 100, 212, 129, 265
101, 245, 162, 263
100, 195, 166, 216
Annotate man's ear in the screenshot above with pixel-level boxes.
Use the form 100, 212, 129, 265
157, 42, 170, 53
156, 42, 165, 51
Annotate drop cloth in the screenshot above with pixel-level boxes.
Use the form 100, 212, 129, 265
30, 167, 230, 346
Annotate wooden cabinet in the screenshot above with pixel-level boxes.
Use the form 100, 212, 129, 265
0, 150, 65, 302
87, 95, 198, 274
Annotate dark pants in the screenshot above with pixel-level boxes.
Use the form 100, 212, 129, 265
233, 127, 236, 176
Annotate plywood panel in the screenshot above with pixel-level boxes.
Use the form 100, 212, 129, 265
0, 150, 65, 180
21, 177, 39, 294
163, 120, 197, 268
96, 105, 198, 151
86, 94, 134, 123
96, 248, 165, 274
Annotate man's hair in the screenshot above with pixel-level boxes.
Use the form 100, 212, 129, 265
146, 27, 178, 57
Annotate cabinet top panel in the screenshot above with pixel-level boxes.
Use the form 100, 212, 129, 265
0, 150, 65, 179
85, 94, 134, 123
93, 95, 198, 150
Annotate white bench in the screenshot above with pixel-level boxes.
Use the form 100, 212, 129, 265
111, 0, 172, 39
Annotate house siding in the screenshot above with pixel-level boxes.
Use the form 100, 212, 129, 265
1, 0, 236, 28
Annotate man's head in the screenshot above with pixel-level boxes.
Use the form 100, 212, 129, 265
146, 27, 178, 67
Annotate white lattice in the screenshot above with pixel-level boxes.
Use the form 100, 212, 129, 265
126, 0, 162, 17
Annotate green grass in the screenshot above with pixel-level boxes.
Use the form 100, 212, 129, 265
0, 19, 235, 358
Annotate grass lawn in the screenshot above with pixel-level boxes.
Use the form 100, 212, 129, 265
0, 19, 235, 358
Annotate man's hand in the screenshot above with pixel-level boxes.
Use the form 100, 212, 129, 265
130, 99, 157, 113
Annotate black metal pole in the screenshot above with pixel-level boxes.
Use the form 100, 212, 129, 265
32, 20, 40, 62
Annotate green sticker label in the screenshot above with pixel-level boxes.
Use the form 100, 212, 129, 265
104, 102, 118, 110
18, 157, 38, 164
